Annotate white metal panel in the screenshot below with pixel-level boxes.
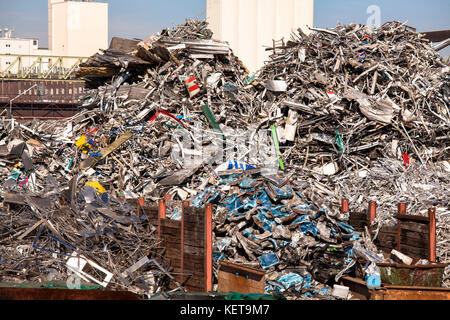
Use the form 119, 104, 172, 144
207, 0, 314, 72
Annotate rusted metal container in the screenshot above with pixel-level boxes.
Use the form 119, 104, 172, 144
218, 261, 266, 294
371, 285, 450, 300
340, 276, 450, 300
376, 263, 447, 287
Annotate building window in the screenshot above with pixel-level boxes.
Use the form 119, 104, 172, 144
56, 88, 59, 95
69, 88, 72, 95
61, 88, 65, 95
50, 89, 54, 95
33, 40, 38, 46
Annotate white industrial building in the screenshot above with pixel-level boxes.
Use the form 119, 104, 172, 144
0, 0, 108, 73
207, 0, 314, 72
2, 0, 314, 74
0, 29, 50, 74
48, 0, 108, 58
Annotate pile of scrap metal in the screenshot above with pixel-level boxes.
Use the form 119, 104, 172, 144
0, 19, 449, 299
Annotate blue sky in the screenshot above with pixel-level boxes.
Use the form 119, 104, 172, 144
0, 0, 449, 55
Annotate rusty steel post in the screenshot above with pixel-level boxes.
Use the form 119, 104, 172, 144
181, 200, 190, 284
158, 198, 166, 237
397, 202, 407, 215
368, 201, 377, 224
428, 208, 436, 263
397, 203, 407, 251
205, 203, 213, 292
164, 193, 172, 203
137, 197, 145, 217
341, 198, 349, 214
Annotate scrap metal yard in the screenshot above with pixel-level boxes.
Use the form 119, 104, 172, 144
0, 0, 449, 304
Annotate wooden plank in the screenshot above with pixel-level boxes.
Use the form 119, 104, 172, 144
80, 131, 133, 171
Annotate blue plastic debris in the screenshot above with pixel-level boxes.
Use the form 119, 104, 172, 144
220, 194, 242, 212
206, 190, 222, 204
271, 184, 293, 200
213, 253, 225, 266
318, 287, 331, 295
258, 253, 279, 270
300, 222, 319, 237
191, 187, 212, 207
289, 215, 310, 229
170, 208, 181, 221
295, 191, 305, 198
226, 160, 255, 171
292, 203, 314, 212
89, 153, 103, 157
243, 199, 257, 210
276, 273, 303, 291
350, 232, 360, 241
267, 238, 278, 249
242, 230, 258, 241
253, 211, 276, 232
216, 237, 232, 252
337, 222, 354, 234
366, 275, 381, 289
239, 177, 255, 189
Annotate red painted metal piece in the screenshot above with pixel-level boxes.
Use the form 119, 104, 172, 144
148, 108, 188, 129
341, 198, 349, 214
402, 152, 410, 169
429, 208, 436, 263
368, 201, 377, 224
205, 203, 213, 292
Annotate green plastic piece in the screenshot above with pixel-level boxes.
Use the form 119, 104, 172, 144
8, 168, 21, 181
201, 105, 225, 140
335, 131, 344, 153
66, 157, 74, 172
247, 76, 256, 84
270, 125, 285, 171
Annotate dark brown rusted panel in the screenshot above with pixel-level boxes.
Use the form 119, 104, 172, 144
183, 206, 206, 292
371, 287, 450, 300
0, 287, 140, 300
422, 30, 450, 42
218, 261, 266, 294
0, 80, 85, 105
